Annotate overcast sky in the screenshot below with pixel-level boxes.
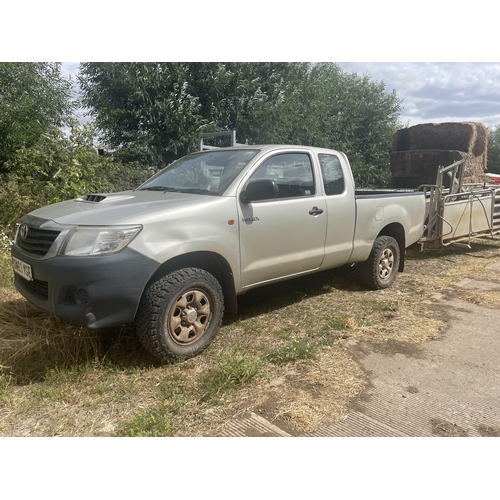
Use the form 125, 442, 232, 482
337, 62, 500, 128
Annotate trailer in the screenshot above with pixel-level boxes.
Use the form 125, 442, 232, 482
418, 159, 500, 247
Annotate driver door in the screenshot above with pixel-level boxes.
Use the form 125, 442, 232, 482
238, 152, 327, 288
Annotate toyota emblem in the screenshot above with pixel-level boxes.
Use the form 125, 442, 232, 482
19, 223, 29, 240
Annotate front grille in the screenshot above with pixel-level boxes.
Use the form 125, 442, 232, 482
17, 226, 61, 257
17, 276, 49, 298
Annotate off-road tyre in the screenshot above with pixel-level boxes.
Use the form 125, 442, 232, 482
358, 236, 400, 290
135, 268, 224, 361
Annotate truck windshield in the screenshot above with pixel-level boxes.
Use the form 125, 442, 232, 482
137, 149, 259, 195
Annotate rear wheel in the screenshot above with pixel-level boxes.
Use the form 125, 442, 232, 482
359, 236, 400, 290
135, 268, 224, 361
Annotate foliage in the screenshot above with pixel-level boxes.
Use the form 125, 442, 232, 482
78, 62, 402, 186
277, 63, 403, 187
0, 62, 74, 170
79, 62, 204, 166
0, 121, 154, 238
0, 230, 14, 251
487, 125, 500, 174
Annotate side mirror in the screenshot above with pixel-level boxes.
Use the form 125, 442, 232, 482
240, 179, 279, 203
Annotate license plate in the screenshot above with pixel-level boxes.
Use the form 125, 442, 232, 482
12, 256, 33, 281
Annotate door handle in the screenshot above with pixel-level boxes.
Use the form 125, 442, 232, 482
309, 206, 324, 216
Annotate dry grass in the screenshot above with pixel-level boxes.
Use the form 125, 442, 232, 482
2, 235, 500, 436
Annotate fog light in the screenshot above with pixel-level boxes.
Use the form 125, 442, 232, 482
75, 288, 91, 306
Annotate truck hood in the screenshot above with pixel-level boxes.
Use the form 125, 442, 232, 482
28, 190, 227, 225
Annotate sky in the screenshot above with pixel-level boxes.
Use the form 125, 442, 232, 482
62, 62, 500, 130
337, 62, 500, 128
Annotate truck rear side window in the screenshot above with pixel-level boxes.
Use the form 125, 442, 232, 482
319, 154, 345, 195
250, 153, 315, 198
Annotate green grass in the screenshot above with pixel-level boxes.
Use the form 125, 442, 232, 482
265, 338, 317, 365
366, 299, 399, 312
117, 407, 176, 437
327, 315, 351, 331
198, 352, 263, 403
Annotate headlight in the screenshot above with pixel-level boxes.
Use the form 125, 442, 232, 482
59, 225, 143, 256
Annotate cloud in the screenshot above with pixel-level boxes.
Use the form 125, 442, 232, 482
338, 62, 500, 128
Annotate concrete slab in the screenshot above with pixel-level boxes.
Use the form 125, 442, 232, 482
486, 261, 500, 272
454, 278, 500, 291
308, 296, 500, 437
219, 411, 291, 437
221, 263, 500, 437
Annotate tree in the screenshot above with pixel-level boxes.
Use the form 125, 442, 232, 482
79, 63, 204, 166
487, 125, 500, 174
0, 62, 74, 170
79, 62, 312, 166
276, 63, 403, 186
78, 62, 403, 186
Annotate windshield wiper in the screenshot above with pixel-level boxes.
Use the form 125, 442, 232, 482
138, 186, 179, 192
179, 188, 220, 196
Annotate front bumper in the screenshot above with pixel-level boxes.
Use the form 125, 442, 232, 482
11, 245, 160, 329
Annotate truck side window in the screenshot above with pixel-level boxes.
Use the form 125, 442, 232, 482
249, 153, 315, 198
319, 153, 345, 195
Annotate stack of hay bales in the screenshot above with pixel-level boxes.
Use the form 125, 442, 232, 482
390, 122, 488, 188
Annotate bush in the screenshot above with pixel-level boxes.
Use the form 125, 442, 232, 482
0, 121, 154, 238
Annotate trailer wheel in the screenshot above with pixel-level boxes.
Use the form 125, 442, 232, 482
359, 236, 400, 290
135, 268, 224, 361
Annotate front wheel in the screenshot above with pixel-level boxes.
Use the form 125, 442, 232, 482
358, 236, 400, 290
135, 268, 224, 361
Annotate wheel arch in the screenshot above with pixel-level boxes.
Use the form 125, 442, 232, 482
145, 251, 238, 314
377, 223, 405, 272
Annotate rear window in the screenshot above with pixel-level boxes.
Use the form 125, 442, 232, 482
319, 153, 345, 195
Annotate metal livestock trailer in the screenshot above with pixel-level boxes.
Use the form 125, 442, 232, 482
418, 159, 500, 247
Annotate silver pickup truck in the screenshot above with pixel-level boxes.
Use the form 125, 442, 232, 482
11, 145, 425, 361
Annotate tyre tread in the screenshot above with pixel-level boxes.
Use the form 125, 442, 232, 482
358, 235, 400, 290
135, 268, 224, 361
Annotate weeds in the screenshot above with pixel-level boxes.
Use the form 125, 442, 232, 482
266, 338, 317, 365
117, 407, 175, 437
367, 299, 399, 312
198, 352, 263, 403
327, 315, 351, 331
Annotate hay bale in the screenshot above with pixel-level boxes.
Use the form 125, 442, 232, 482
389, 150, 482, 189
472, 122, 488, 157
392, 122, 488, 156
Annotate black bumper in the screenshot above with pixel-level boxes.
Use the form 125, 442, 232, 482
11, 246, 160, 329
